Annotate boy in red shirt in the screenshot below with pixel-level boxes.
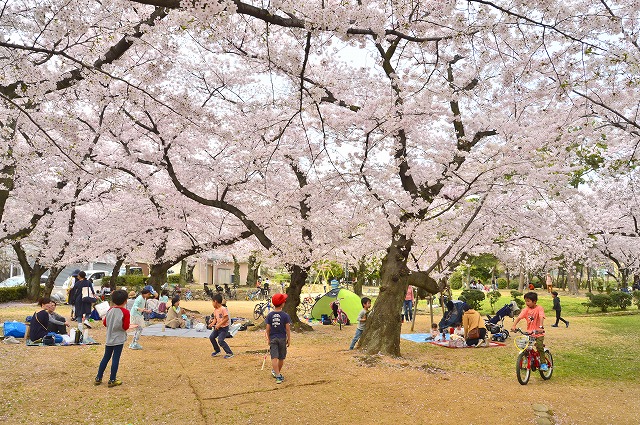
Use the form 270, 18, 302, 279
511, 291, 549, 371
208, 293, 234, 359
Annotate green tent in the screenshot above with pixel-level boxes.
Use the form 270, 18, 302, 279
310, 288, 363, 323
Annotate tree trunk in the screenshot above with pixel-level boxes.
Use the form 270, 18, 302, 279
359, 239, 409, 356
587, 266, 592, 293
147, 263, 172, 291
505, 267, 511, 288
518, 264, 525, 291
246, 253, 260, 287
232, 255, 240, 286
353, 256, 366, 296
179, 260, 187, 286
567, 265, 579, 295
43, 266, 64, 298
283, 264, 312, 331
11, 242, 47, 301
109, 258, 126, 290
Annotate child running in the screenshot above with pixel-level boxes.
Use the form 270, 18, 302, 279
551, 291, 569, 328
349, 297, 371, 350
511, 291, 549, 371
95, 290, 131, 387
265, 293, 291, 384
209, 293, 233, 359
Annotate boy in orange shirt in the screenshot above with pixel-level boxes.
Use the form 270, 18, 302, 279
511, 292, 549, 371
208, 293, 233, 359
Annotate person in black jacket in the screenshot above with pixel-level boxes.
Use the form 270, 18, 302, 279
29, 297, 53, 342
74, 271, 96, 324
551, 291, 569, 328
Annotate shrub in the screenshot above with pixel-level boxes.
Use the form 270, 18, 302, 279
510, 290, 525, 309
0, 286, 28, 302
497, 277, 508, 289
167, 274, 181, 284
449, 273, 463, 290
633, 291, 640, 310
609, 291, 632, 310
488, 290, 501, 313
508, 282, 519, 290
585, 293, 613, 312
458, 289, 485, 310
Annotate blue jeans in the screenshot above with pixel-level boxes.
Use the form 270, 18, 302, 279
350, 328, 363, 350
403, 300, 413, 321
97, 344, 123, 381
210, 326, 232, 355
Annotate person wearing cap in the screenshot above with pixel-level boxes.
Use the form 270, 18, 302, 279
128, 287, 154, 350
265, 293, 291, 384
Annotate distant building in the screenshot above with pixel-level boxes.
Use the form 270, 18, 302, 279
192, 253, 252, 286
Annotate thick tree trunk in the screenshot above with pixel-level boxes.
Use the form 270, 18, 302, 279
179, 260, 187, 286
505, 267, 511, 288
147, 263, 172, 291
232, 255, 240, 286
359, 240, 409, 356
246, 253, 260, 287
109, 258, 125, 290
43, 266, 64, 298
283, 264, 312, 331
567, 265, 579, 295
518, 264, 525, 291
353, 256, 366, 296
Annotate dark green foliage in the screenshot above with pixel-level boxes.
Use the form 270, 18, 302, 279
0, 286, 28, 302
609, 291, 632, 310
633, 291, 640, 310
584, 293, 613, 312
167, 274, 181, 284
509, 282, 519, 290
510, 290, 525, 309
458, 289, 485, 310
449, 272, 463, 290
497, 277, 507, 289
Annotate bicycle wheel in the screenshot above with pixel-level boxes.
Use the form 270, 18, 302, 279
516, 351, 531, 385
253, 303, 264, 320
539, 349, 554, 380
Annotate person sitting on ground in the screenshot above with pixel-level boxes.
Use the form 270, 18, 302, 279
46, 300, 71, 335
165, 296, 186, 329
158, 290, 169, 313
29, 297, 53, 343
424, 323, 443, 341
453, 322, 465, 337
462, 304, 488, 347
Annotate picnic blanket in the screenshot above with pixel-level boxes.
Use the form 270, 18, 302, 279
400, 333, 506, 348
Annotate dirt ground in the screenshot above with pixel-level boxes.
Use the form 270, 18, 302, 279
1, 299, 638, 425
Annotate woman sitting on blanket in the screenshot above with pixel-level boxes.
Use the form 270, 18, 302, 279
165, 296, 186, 329
462, 304, 488, 347
29, 297, 54, 343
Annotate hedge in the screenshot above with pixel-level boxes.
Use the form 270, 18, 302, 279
0, 286, 28, 303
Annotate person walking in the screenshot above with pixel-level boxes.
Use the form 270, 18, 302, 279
403, 286, 414, 323
95, 290, 131, 387
551, 291, 569, 328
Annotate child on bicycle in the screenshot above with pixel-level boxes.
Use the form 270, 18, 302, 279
511, 291, 549, 371
349, 297, 371, 350
265, 293, 291, 384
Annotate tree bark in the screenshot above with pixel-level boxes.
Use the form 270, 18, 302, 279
353, 256, 366, 296
283, 264, 312, 331
147, 262, 172, 291
109, 258, 126, 290
232, 255, 240, 287
43, 266, 64, 298
359, 239, 409, 356
179, 260, 187, 286
246, 253, 260, 287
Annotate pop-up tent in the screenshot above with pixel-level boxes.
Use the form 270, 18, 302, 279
310, 288, 363, 323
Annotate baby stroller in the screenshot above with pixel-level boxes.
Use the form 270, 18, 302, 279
484, 301, 520, 342
438, 300, 465, 335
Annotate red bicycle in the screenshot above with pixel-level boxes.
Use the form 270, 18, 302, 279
513, 328, 554, 385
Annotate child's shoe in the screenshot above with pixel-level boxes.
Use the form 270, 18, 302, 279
223, 354, 234, 359
129, 342, 143, 350
539, 363, 549, 372
211, 351, 220, 357
551, 324, 558, 327
94, 377, 102, 385
275, 374, 284, 384
271, 370, 277, 378
108, 379, 122, 387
